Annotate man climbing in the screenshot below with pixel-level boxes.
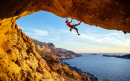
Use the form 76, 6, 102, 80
65, 18, 81, 35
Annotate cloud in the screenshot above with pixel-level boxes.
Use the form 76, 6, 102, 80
24, 28, 48, 39
104, 37, 114, 41
104, 33, 123, 38
79, 34, 105, 43
80, 34, 94, 39
57, 32, 61, 34
73, 32, 130, 50
78, 32, 125, 44
25, 32, 31, 36
72, 31, 77, 34
47, 37, 60, 41
18, 26, 25, 30
34, 29, 48, 36
59, 29, 70, 33
21, 26, 130, 53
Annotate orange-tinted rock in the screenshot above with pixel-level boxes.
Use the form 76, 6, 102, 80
57, 68, 64, 75
0, 0, 130, 33
44, 54, 91, 81
62, 63, 70, 73
50, 63, 62, 71
0, 20, 62, 81
72, 71, 82, 80
82, 74, 91, 81
50, 55, 61, 63
103, 78, 111, 81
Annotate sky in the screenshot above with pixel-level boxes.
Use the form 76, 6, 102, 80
16, 11, 130, 53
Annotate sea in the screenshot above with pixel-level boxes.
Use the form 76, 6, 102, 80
62, 53, 130, 81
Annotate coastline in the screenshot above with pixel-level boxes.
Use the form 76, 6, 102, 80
102, 54, 130, 59
61, 58, 98, 81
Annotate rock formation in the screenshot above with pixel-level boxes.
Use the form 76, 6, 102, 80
0, 20, 89, 81
0, 0, 129, 81
44, 55, 91, 81
0, 0, 130, 33
57, 48, 81, 57
0, 22, 56, 81
31, 39, 81, 59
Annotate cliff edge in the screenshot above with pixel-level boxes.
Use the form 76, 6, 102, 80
31, 39, 81, 59
0, 23, 90, 81
0, 0, 130, 33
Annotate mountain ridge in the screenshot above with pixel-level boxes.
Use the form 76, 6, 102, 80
31, 39, 81, 59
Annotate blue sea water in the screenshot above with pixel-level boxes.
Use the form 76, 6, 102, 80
62, 53, 130, 81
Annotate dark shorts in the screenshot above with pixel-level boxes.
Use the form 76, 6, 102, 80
71, 24, 79, 29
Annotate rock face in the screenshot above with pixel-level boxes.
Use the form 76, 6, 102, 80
0, 0, 130, 33
57, 48, 82, 57
44, 55, 91, 81
0, 20, 89, 81
0, 22, 56, 81
31, 39, 56, 53
31, 39, 81, 59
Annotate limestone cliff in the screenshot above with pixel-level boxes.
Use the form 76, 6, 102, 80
0, 21, 90, 81
57, 48, 81, 58
31, 39, 81, 59
0, 20, 56, 81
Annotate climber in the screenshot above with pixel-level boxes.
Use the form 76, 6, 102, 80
65, 18, 81, 35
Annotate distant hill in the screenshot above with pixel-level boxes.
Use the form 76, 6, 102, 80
57, 48, 81, 57
103, 54, 130, 59
31, 39, 81, 59
57, 48, 68, 52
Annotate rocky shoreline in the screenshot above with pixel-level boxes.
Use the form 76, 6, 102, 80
61, 61, 98, 81
43, 55, 91, 81
32, 39, 98, 81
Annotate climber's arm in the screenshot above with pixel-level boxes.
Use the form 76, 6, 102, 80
66, 18, 68, 21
